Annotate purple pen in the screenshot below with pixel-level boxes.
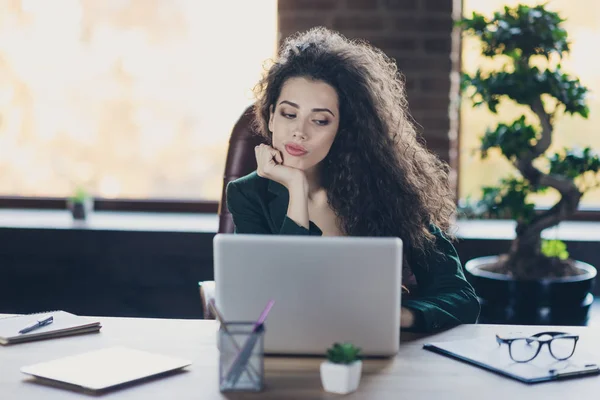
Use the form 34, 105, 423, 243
252, 299, 275, 332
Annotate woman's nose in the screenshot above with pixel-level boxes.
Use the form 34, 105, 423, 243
292, 120, 307, 140
292, 130, 306, 140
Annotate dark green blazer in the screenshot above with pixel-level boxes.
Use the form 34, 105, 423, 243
226, 171, 480, 333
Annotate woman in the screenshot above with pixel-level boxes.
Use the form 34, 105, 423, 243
226, 27, 480, 332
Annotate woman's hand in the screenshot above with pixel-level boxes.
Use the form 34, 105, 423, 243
255, 144, 307, 190
255, 144, 310, 229
400, 307, 415, 328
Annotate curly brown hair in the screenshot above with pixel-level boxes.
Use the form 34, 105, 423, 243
253, 27, 456, 256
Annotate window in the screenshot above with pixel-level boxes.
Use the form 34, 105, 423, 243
460, 0, 600, 210
0, 0, 278, 203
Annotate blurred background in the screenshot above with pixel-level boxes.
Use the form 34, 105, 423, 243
0, 0, 277, 201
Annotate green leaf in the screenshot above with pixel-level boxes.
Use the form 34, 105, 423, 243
461, 66, 589, 118
480, 116, 537, 161
548, 147, 600, 181
69, 186, 90, 203
468, 177, 537, 223
326, 342, 362, 364
459, 4, 570, 59
541, 239, 569, 260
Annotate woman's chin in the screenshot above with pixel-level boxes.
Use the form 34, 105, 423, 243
282, 159, 307, 171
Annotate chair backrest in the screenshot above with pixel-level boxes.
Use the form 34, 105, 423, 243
218, 106, 265, 234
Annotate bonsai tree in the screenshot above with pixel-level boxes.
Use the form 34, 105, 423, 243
326, 342, 362, 364
459, 4, 600, 279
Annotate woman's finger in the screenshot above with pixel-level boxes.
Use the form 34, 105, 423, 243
255, 144, 283, 178
255, 146, 264, 174
257, 145, 269, 161
261, 145, 281, 163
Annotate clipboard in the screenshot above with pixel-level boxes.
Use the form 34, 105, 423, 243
423, 337, 600, 384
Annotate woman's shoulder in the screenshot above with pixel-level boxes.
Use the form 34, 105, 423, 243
227, 171, 268, 192
408, 223, 455, 262
427, 223, 454, 240
226, 171, 271, 206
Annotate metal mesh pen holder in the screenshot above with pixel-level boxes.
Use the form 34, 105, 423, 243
218, 322, 265, 392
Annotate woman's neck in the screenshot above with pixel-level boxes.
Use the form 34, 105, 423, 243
304, 166, 323, 200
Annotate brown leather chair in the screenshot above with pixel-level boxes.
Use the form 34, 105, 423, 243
217, 105, 265, 234
200, 105, 264, 319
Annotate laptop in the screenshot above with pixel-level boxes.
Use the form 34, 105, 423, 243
213, 234, 402, 357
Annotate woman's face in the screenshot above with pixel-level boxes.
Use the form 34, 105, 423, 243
269, 77, 340, 172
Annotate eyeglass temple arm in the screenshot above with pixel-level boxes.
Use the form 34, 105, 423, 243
495, 334, 509, 346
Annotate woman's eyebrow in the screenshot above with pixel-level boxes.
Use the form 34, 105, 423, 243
278, 100, 336, 117
312, 108, 335, 117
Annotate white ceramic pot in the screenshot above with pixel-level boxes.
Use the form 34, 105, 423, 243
320, 360, 362, 395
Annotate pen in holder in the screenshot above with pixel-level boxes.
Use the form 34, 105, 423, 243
218, 322, 265, 392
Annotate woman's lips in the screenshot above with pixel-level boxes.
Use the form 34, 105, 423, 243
285, 144, 308, 156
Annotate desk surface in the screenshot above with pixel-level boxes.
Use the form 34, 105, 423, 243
1, 316, 599, 399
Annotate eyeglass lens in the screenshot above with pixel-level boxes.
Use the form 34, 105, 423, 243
549, 336, 577, 360
509, 338, 540, 362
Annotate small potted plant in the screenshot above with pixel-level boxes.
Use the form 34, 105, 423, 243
67, 187, 93, 220
320, 342, 362, 395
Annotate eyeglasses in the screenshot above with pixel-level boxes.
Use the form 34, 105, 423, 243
495, 331, 579, 363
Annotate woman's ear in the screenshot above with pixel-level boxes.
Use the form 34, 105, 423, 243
268, 105, 274, 133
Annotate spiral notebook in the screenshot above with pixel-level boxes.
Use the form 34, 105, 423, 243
0, 311, 101, 345
424, 337, 600, 383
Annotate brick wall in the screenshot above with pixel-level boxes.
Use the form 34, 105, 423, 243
278, 0, 461, 192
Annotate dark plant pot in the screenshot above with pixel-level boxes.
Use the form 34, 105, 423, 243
465, 256, 597, 326
67, 199, 93, 220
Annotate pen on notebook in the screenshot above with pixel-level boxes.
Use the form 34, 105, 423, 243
224, 300, 274, 386
19, 315, 54, 334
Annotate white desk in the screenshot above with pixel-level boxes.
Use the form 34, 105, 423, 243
1, 316, 599, 399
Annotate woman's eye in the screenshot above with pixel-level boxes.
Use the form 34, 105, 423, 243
281, 112, 296, 119
314, 119, 329, 126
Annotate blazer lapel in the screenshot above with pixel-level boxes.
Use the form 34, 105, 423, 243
267, 179, 289, 232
